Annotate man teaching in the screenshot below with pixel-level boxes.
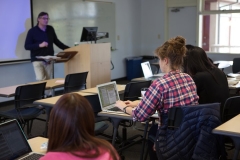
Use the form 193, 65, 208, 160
25, 12, 69, 81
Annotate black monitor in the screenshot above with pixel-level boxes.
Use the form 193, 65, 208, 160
80, 27, 98, 43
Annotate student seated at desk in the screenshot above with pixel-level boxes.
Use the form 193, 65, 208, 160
115, 36, 199, 160
183, 45, 229, 115
40, 93, 119, 160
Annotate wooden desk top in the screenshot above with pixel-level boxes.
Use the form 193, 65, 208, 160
131, 73, 165, 82
98, 111, 132, 120
34, 91, 94, 106
28, 78, 64, 89
0, 78, 65, 98
28, 137, 48, 154
0, 85, 22, 98
131, 77, 150, 82
213, 114, 240, 137
80, 84, 126, 94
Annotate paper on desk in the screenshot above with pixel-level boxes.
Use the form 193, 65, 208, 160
36, 56, 61, 62
227, 79, 239, 85
55, 80, 65, 84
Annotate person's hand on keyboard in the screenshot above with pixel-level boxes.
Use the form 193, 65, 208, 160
115, 100, 127, 111
124, 100, 140, 108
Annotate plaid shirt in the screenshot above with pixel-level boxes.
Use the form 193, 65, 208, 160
133, 70, 199, 125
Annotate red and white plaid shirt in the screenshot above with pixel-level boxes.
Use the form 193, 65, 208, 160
133, 70, 199, 125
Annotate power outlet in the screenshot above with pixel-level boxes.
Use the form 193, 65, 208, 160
158, 34, 161, 39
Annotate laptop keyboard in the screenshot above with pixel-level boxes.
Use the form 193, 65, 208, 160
108, 107, 122, 111
21, 153, 44, 160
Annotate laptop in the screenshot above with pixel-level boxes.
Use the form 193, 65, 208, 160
0, 119, 44, 160
96, 81, 123, 112
141, 61, 164, 80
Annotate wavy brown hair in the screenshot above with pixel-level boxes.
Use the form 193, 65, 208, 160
47, 93, 119, 160
155, 36, 187, 70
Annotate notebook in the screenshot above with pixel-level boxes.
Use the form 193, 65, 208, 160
141, 61, 164, 80
0, 119, 44, 160
96, 81, 123, 112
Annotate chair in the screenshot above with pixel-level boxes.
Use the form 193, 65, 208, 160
84, 94, 110, 136
120, 81, 152, 146
222, 96, 240, 150
222, 96, 240, 122
232, 58, 240, 73
147, 103, 226, 160
0, 82, 46, 136
123, 80, 152, 101
64, 72, 88, 93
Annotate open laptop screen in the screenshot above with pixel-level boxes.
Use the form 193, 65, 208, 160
0, 120, 32, 159
141, 61, 153, 78
97, 82, 120, 109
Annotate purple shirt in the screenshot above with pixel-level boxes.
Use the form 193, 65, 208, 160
133, 70, 199, 125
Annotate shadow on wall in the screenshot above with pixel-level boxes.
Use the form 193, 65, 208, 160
15, 18, 31, 60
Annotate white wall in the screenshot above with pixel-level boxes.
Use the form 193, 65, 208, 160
0, 62, 35, 102
140, 0, 165, 55
111, 0, 142, 79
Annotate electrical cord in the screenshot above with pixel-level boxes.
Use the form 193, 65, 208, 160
111, 60, 114, 70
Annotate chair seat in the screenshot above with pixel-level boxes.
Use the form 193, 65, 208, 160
0, 107, 43, 120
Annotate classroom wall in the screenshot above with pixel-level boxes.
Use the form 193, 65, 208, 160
0, 0, 141, 102
140, 0, 165, 55
111, 0, 142, 79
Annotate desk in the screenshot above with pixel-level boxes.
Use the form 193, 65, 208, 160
80, 84, 126, 94
228, 73, 240, 78
212, 114, 240, 160
131, 73, 165, 82
28, 137, 48, 154
227, 78, 240, 90
34, 91, 94, 137
0, 85, 22, 98
214, 61, 233, 69
98, 111, 149, 160
34, 92, 94, 107
28, 78, 65, 96
0, 78, 64, 98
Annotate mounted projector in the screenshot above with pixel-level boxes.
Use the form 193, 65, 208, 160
96, 32, 109, 40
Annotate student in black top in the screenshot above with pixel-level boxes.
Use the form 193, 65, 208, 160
25, 12, 69, 81
183, 45, 229, 116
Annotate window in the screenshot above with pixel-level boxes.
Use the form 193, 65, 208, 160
199, 0, 240, 53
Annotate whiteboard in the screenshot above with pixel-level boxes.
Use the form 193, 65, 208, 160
0, 0, 31, 63
32, 0, 116, 53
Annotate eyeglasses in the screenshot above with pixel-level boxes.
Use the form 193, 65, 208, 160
41, 17, 50, 20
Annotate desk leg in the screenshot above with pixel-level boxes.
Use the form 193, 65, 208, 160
43, 106, 52, 138
110, 118, 122, 146
51, 89, 55, 97
232, 137, 240, 160
140, 120, 149, 160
